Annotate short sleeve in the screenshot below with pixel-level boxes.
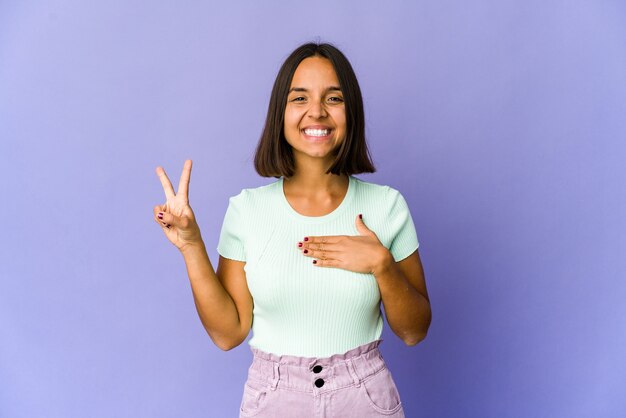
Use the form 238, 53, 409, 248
217, 195, 246, 262
387, 189, 420, 262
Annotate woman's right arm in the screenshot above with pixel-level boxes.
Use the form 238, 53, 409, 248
153, 160, 252, 350
180, 243, 253, 351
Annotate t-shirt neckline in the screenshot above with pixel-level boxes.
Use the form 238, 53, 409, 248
278, 175, 355, 223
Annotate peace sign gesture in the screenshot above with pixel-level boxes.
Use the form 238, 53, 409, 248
153, 159, 203, 251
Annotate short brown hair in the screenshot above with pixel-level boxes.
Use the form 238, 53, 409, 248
254, 42, 376, 178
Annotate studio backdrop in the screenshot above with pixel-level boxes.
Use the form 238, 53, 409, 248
1, 1, 625, 417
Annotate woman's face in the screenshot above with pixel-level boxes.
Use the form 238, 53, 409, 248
284, 56, 347, 165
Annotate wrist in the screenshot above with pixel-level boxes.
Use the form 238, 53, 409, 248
372, 247, 395, 277
180, 239, 206, 257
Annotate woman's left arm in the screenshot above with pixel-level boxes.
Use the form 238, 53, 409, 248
299, 215, 431, 346
372, 248, 431, 346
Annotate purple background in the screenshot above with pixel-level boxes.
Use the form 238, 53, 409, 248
1, 1, 625, 417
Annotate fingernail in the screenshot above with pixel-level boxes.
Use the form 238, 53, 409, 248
298, 242, 303, 247
158, 213, 163, 219
313, 260, 317, 264
304, 237, 309, 241
359, 214, 362, 219
304, 249, 308, 254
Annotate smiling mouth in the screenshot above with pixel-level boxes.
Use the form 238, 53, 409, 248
302, 128, 332, 138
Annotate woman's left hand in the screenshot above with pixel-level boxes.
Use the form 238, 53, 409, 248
297, 214, 391, 275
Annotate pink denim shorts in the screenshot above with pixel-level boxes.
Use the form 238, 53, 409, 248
239, 339, 404, 417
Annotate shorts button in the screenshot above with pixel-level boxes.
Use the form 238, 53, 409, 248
314, 378, 325, 388
313, 365, 323, 373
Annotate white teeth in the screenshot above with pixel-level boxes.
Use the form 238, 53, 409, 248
304, 128, 330, 137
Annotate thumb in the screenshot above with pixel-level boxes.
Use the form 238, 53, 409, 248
355, 214, 374, 236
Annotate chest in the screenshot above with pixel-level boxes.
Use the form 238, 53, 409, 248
243, 223, 381, 313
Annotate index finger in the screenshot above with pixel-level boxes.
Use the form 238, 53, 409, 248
302, 236, 342, 244
155, 166, 176, 200
177, 159, 192, 199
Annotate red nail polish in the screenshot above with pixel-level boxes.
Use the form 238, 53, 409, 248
359, 214, 362, 219
298, 242, 303, 247
304, 249, 308, 254
158, 213, 163, 219
313, 260, 317, 264
304, 237, 309, 241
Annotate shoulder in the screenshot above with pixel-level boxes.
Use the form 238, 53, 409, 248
352, 176, 405, 207
227, 178, 281, 208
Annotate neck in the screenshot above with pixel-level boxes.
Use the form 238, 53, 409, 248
284, 158, 348, 195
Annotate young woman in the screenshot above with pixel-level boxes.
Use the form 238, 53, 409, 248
153, 42, 431, 417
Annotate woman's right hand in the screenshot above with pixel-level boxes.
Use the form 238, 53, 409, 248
153, 159, 203, 252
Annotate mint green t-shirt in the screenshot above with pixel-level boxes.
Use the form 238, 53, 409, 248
217, 175, 419, 357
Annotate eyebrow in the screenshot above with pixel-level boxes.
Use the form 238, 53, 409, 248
288, 86, 342, 93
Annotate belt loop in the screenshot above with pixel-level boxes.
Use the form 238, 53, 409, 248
270, 362, 280, 391
345, 358, 361, 388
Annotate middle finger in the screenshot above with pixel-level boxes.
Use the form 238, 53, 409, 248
155, 166, 176, 200
298, 241, 335, 252
302, 247, 337, 259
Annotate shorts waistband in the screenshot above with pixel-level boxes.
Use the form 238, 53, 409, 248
247, 340, 387, 394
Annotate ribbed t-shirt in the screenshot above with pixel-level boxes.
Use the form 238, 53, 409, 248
217, 175, 419, 357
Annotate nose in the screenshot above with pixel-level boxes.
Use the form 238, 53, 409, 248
307, 99, 328, 119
